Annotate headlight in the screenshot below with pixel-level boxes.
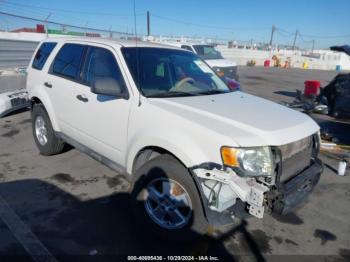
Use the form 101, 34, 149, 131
213, 67, 224, 77
221, 146, 274, 177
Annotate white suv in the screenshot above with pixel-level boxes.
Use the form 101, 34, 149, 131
27, 37, 323, 238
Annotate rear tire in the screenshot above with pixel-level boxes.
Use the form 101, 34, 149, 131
31, 104, 65, 156
130, 154, 208, 241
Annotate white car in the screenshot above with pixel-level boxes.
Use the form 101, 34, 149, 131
167, 43, 238, 80
27, 37, 323, 238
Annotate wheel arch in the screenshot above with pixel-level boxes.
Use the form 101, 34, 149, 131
126, 139, 197, 176
131, 146, 188, 174
30, 93, 60, 131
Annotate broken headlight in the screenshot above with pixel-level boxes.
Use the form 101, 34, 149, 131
221, 146, 274, 177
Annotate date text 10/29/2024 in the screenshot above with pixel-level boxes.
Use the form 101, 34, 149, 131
127, 256, 220, 261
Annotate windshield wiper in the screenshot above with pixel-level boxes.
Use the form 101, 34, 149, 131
195, 89, 230, 95
147, 91, 200, 98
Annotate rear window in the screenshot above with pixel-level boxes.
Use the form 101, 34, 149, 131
32, 42, 57, 70
51, 43, 86, 80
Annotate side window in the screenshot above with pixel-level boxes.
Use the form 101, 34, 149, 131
51, 44, 85, 80
181, 45, 193, 52
32, 42, 57, 70
82, 46, 127, 92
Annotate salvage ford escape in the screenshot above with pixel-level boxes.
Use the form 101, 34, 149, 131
27, 38, 323, 238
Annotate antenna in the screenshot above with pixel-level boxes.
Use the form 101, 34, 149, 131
133, 0, 142, 106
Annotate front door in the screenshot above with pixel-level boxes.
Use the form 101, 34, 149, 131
72, 45, 132, 165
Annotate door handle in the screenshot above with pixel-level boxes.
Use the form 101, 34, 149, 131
76, 94, 89, 102
44, 82, 52, 88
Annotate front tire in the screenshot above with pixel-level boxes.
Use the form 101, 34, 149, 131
31, 104, 64, 155
130, 154, 208, 241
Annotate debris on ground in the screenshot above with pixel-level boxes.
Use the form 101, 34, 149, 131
0, 89, 29, 118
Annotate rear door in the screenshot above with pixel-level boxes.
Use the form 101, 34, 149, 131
27, 42, 57, 94
45, 43, 87, 135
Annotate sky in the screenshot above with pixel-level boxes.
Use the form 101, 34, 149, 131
0, 0, 349, 49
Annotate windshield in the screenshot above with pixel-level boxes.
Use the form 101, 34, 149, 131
192, 45, 223, 60
121, 47, 230, 98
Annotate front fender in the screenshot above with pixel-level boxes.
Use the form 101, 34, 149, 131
125, 131, 207, 175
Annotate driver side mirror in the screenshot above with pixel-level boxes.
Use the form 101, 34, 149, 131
91, 77, 128, 99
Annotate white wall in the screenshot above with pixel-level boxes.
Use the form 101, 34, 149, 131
216, 46, 350, 71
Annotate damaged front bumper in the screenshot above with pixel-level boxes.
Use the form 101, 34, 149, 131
271, 158, 323, 215
191, 158, 323, 226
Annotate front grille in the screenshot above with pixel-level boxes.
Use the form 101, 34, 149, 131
278, 136, 313, 183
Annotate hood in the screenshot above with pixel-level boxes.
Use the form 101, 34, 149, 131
330, 45, 350, 56
149, 92, 319, 147
205, 59, 237, 68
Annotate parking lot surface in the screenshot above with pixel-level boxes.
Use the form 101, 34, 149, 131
0, 66, 349, 261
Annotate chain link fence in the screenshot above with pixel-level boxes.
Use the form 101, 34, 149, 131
0, 11, 134, 39
0, 11, 138, 70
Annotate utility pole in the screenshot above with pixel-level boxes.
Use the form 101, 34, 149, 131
292, 30, 298, 50
84, 21, 88, 36
109, 25, 112, 38
147, 11, 150, 36
311, 40, 315, 53
269, 25, 276, 48
44, 13, 51, 37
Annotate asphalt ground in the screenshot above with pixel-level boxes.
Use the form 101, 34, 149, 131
0, 66, 349, 261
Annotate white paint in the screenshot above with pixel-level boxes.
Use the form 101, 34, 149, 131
27, 37, 319, 176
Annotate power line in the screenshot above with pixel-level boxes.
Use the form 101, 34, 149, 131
275, 30, 293, 38
0, 4, 91, 23
2, 1, 349, 46
152, 13, 270, 31
277, 26, 350, 39
276, 27, 294, 36
0, 11, 133, 35
2, 1, 145, 17
0, 4, 131, 32
299, 32, 350, 39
